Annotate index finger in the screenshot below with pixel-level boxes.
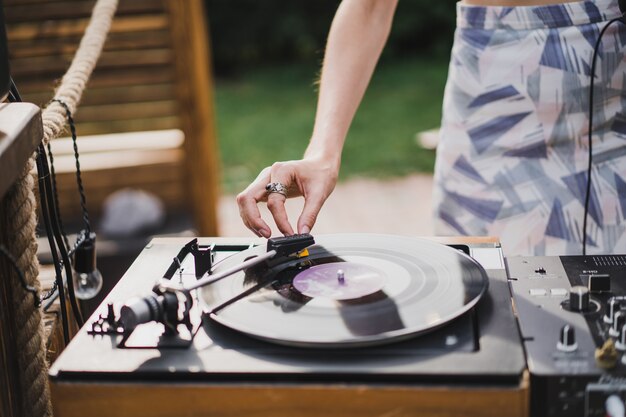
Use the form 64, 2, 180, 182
237, 191, 272, 238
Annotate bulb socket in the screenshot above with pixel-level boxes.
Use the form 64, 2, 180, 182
74, 232, 97, 274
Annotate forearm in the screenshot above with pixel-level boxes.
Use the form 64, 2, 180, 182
305, 0, 398, 167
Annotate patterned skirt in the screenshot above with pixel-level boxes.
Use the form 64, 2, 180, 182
433, 0, 626, 255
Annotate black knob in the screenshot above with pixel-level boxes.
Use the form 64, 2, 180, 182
588, 274, 611, 293
569, 286, 590, 312
611, 311, 626, 338
557, 324, 578, 352
605, 298, 621, 324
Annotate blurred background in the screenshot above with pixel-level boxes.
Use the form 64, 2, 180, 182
3, 0, 455, 312
208, 0, 455, 237
209, 0, 454, 192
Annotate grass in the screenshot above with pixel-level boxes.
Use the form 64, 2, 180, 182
214, 57, 449, 194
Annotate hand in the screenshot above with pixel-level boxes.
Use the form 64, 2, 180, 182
237, 157, 338, 237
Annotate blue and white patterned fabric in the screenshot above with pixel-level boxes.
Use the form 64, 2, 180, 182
433, 0, 626, 256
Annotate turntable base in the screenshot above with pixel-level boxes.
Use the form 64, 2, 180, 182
49, 236, 528, 417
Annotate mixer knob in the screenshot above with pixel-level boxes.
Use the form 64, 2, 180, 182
557, 324, 578, 352
604, 298, 621, 324
610, 311, 626, 338
616, 324, 626, 351
588, 273, 611, 293
569, 286, 590, 312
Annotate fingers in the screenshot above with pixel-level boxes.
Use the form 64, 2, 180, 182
266, 194, 294, 236
237, 191, 271, 238
238, 160, 331, 238
297, 188, 326, 234
266, 163, 295, 236
237, 167, 272, 238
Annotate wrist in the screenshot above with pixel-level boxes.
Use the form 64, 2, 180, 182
303, 147, 342, 177
305, 134, 343, 168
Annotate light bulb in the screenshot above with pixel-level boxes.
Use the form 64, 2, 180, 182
73, 268, 103, 300
72, 232, 103, 300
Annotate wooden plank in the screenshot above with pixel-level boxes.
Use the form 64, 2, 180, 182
49, 148, 184, 173
166, 0, 220, 236
49, 129, 184, 155
73, 100, 178, 123
17, 84, 176, 107
5, 0, 165, 23
10, 49, 172, 76
6, 15, 169, 41
50, 381, 529, 417
0, 103, 43, 201
15, 66, 175, 94
8, 30, 171, 59
44, 147, 187, 217
73, 116, 180, 136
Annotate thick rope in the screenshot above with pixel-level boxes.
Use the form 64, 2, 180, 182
0, 160, 51, 417
0, 0, 119, 415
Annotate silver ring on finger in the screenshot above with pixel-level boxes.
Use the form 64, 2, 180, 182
265, 182, 288, 196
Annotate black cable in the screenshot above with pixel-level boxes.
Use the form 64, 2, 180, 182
10, 78, 83, 335
35, 145, 70, 345
40, 280, 58, 302
39, 230, 88, 304
37, 143, 84, 327
21, 84, 84, 326
51, 99, 91, 234
584, 16, 624, 255
0, 245, 40, 308
45, 141, 70, 250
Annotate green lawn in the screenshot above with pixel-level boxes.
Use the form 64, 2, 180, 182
215, 57, 449, 194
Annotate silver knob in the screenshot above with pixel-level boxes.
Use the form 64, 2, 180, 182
605, 298, 621, 324
616, 323, 626, 351
610, 311, 626, 338
557, 324, 578, 352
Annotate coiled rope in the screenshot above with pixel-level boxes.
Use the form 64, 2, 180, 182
0, 0, 119, 415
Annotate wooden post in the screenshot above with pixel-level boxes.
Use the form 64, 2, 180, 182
0, 103, 47, 417
166, 0, 221, 236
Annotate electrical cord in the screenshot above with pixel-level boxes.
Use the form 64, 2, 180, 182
35, 144, 70, 344
9, 78, 84, 341
583, 15, 624, 255
36, 141, 84, 327
52, 98, 91, 234
45, 140, 71, 250
39, 100, 91, 305
12, 80, 85, 326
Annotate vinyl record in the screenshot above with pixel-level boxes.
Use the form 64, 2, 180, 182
202, 234, 489, 348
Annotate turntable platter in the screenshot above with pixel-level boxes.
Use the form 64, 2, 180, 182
201, 234, 488, 348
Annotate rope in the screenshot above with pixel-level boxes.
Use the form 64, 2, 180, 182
0, 0, 119, 415
0, 161, 51, 417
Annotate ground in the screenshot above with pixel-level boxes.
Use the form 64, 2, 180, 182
218, 173, 435, 237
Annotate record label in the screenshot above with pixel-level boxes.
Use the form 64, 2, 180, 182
292, 262, 386, 300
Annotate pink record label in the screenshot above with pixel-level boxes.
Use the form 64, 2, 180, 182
292, 262, 387, 300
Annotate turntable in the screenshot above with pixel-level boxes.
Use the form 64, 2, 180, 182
48, 234, 528, 417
